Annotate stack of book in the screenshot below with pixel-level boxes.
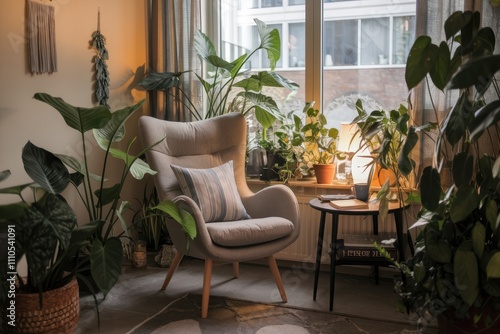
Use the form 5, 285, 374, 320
334, 233, 398, 261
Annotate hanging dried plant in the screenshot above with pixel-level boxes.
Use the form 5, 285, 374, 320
91, 30, 110, 108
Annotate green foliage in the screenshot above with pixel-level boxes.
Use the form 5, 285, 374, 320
0, 171, 100, 307
138, 18, 298, 127
385, 11, 500, 329
274, 103, 345, 180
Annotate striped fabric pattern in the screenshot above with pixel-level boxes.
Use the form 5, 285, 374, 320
171, 161, 250, 223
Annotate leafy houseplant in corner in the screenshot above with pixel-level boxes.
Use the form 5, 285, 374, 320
0, 168, 99, 333
138, 18, 298, 132
275, 103, 345, 184
378, 11, 500, 333
23, 93, 196, 300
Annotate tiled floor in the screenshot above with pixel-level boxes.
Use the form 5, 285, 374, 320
77, 256, 438, 333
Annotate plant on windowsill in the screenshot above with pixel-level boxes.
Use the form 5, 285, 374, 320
138, 18, 298, 133
375, 10, 500, 333
275, 102, 345, 184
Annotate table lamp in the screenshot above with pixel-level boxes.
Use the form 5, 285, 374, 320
337, 123, 363, 184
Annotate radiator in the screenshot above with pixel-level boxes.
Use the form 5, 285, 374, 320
276, 193, 400, 264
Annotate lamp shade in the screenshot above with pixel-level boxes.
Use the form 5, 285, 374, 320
338, 122, 372, 183
338, 123, 362, 154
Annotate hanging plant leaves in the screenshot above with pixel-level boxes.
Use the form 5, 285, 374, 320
91, 30, 110, 108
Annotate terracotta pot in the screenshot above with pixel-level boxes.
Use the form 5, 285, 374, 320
313, 163, 336, 184
2, 277, 79, 334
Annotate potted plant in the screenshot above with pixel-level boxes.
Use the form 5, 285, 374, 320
376, 10, 500, 332
138, 18, 298, 131
20, 93, 196, 298
275, 103, 345, 184
0, 166, 99, 333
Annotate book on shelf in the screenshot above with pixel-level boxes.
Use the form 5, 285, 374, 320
334, 234, 398, 260
329, 198, 368, 209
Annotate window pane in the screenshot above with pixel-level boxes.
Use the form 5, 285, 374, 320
324, 20, 358, 66
360, 18, 390, 65
393, 16, 415, 64
289, 23, 305, 67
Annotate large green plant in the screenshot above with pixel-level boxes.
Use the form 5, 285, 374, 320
16, 93, 196, 297
377, 11, 500, 330
138, 18, 298, 130
0, 168, 99, 306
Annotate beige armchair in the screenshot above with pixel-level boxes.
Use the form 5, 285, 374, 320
138, 113, 300, 318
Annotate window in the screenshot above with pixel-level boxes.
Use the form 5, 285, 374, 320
216, 0, 416, 130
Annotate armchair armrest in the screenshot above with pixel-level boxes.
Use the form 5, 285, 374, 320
241, 185, 299, 225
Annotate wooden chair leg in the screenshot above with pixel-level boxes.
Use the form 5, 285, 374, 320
201, 258, 213, 319
161, 252, 183, 290
233, 262, 240, 278
267, 255, 287, 303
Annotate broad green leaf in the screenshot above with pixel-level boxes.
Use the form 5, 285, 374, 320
470, 100, 500, 141
471, 222, 486, 259
429, 41, 451, 91
413, 262, 426, 283
451, 184, 479, 223
93, 99, 145, 145
444, 92, 470, 147
452, 152, 473, 188
95, 183, 121, 207
444, 11, 472, 40
454, 242, 479, 306
486, 252, 500, 278
194, 30, 217, 60
180, 209, 197, 239
90, 238, 123, 296
137, 71, 183, 91
206, 55, 235, 73
255, 18, 280, 70
448, 55, 500, 95
154, 200, 197, 240
22, 141, 70, 195
420, 167, 441, 212
425, 225, 452, 263
34, 93, 111, 133
405, 36, 437, 90
398, 127, 418, 176
39, 193, 77, 250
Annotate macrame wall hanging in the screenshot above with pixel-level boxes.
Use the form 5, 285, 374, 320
27, 0, 58, 74
91, 8, 110, 107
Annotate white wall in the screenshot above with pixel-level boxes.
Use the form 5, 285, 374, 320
0, 0, 148, 225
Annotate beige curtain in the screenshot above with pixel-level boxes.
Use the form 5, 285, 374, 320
413, 0, 464, 174
146, 0, 201, 121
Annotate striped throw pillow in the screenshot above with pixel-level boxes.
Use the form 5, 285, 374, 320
171, 161, 250, 223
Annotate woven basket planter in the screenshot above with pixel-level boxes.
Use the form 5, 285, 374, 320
2, 277, 79, 334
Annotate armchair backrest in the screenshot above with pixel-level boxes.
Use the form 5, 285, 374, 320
138, 113, 252, 201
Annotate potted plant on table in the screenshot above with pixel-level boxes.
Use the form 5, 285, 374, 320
377, 10, 500, 332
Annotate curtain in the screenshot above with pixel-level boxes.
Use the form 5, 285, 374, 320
413, 0, 499, 179
413, 0, 464, 174
146, 0, 201, 121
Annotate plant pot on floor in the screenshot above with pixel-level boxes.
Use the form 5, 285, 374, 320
2, 277, 79, 334
313, 163, 336, 184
